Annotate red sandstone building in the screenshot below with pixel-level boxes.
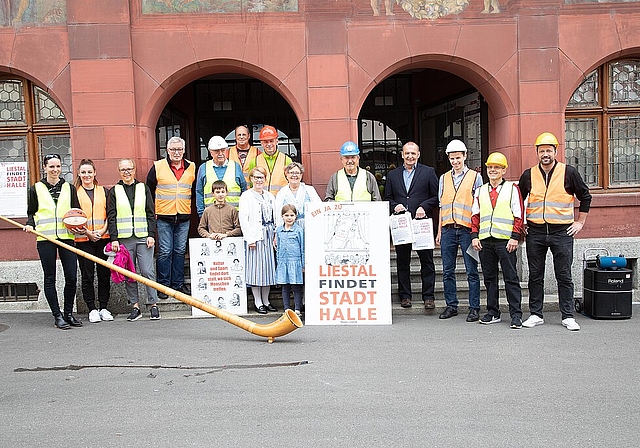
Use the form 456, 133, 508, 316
1, 0, 639, 307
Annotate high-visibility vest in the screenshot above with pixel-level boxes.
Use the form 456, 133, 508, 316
478, 182, 515, 240
228, 145, 259, 183
440, 170, 477, 228
526, 162, 575, 225
335, 169, 372, 202
114, 183, 148, 238
154, 159, 195, 215
75, 185, 109, 242
256, 151, 288, 194
203, 160, 242, 208
34, 182, 74, 241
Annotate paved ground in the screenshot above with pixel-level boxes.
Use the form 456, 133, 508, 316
1, 308, 639, 448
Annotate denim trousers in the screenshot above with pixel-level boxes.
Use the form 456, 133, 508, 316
37, 239, 77, 317
526, 230, 575, 319
479, 237, 522, 318
156, 219, 190, 288
440, 226, 480, 309
282, 283, 303, 311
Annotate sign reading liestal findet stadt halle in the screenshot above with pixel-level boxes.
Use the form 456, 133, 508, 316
304, 201, 392, 326
0, 162, 27, 218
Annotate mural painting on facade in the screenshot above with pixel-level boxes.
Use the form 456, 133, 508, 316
0, 0, 65, 26
367, 1, 507, 19
141, 0, 298, 13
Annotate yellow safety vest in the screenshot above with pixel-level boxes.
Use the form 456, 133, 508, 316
154, 159, 195, 215
440, 170, 477, 228
34, 182, 74, 241
114, 183, 148, 238
76, 185, 109, 242
526, 163, 575, 225
335, 169, 372, 202
478, 182, 515, 240
256, 151, 289, 194
204, 160, 242, 208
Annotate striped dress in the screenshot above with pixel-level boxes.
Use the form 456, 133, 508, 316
242, 190, 276, 286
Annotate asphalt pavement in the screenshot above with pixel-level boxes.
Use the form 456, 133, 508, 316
1, 308, 639, 448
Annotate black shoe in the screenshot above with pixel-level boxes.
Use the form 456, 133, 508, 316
54, 315, 70, 330
158, 291, 169, 300
64, 314, 83, 327
466, 309, 479, 322
254, 305, 268, 314
510, 316, 523, 329
439, 306, 458, 319
178, 284, 191, 295
266, 303, 278, 312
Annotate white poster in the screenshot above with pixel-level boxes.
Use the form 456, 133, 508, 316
389, 212, 414, 245
304, 201, 392, 325
412, 218, 435, 250
0, 162, 28, 218
188, 237, 247, 316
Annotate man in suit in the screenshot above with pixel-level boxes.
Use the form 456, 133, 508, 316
385, 141, 439, 309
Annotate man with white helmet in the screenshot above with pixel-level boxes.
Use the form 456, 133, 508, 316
196, 135, 247, 216
324, 141, 381, 201
471, 152, 524, 329
436, 139, 483, 320
518, 132, 592, 331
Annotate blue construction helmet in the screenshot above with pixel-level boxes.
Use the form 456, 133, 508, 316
340, 141, 360, 156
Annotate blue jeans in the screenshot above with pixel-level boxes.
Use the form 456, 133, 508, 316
156, 219, 190, 288
526, 230, 574, 319
440, 226, 480, 309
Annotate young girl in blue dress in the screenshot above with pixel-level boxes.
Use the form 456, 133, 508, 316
275, 204, 305, 316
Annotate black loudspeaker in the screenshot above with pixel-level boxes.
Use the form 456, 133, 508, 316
583, 267, 632, 319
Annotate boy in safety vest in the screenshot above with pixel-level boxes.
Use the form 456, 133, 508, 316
471, 152, 524, 329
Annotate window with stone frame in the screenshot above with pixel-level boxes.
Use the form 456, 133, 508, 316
566, 59, 640, 189
0, 77, 71, 185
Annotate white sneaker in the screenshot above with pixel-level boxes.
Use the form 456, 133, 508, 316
99, 309, 114, 321
88, 309, 101, 323
522, 315, 544, 328
562, 317, 580, 331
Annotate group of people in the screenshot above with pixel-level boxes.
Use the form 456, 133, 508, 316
380, 132, 591, 331
26, 126, 590, 333
26, 125, 315, 329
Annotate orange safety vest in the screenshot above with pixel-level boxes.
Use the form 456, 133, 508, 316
440, 170, 477, 228
256, 151, 288, 194
228, 145, 259, 183
153, 159, 196, 215
75, 185, 109, 242
526, 162, 575, 225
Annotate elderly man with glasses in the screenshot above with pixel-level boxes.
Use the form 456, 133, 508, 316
146, 136, 196, 298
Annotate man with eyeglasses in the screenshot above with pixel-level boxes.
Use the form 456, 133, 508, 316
146, 136, 196, 298
228, 125, 259, 184
196, 135, 247, 216
107, 159, 160, 321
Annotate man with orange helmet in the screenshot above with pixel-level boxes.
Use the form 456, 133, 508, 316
247, 125, 292, 194
471, 152, 524, 329
518, 132, 592, 331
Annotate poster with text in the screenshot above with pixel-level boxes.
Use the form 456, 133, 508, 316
0, 162, 27, 217
188, 237, 247, 317
305, 201, 391, 325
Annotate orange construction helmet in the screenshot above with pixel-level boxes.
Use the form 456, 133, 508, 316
259, 125, 278, 141
534, 132, 559, 148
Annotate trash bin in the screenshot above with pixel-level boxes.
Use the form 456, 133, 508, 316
575, 249, 632, 319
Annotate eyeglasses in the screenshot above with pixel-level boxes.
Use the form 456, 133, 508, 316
167, 147, 184, 152
287, 171, 301, 176
119, 167, 134, 173
43, 153, 61, 162
252, 176, 265, 181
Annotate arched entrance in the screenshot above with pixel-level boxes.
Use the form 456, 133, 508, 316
358, 69, 487, 180
154, 74, 300, 166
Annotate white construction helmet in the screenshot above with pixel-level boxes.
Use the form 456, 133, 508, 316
207, 135, 228, 150
445, 139, 467, 154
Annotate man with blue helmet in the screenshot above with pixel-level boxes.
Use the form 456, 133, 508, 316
324, 141, 381, 201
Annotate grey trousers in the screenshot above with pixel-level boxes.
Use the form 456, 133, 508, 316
121, 236, 158, 305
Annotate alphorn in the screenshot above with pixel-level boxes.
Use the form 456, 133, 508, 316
0, 214, 303, 343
